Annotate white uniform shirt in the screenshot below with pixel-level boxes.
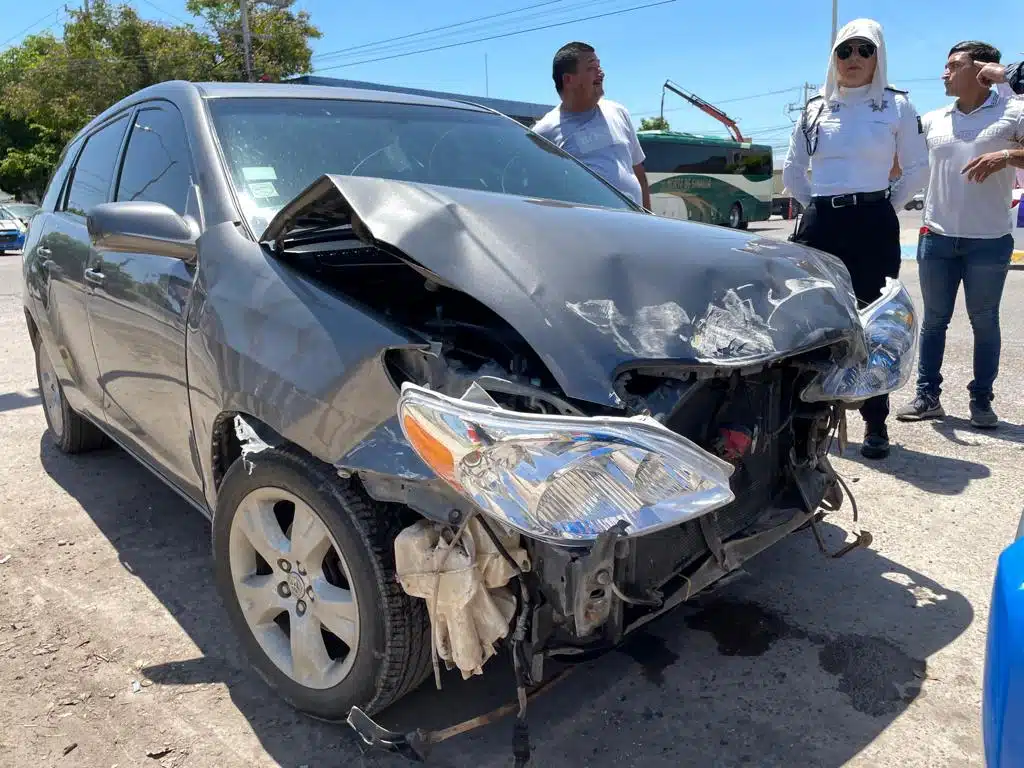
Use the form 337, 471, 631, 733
532, 99, 645, 205
921, 90, 1024, 239
782, 85, 929, 210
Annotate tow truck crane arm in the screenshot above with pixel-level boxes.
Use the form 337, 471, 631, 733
660, 79, 748, 143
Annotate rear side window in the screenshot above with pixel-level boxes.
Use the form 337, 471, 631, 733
116, 106, 193, 215
64, 115, 129, 217
40, 139, 83, 212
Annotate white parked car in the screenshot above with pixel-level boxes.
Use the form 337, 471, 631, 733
0, 205, 28, 254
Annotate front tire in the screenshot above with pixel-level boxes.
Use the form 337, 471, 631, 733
212, 448, 432, 719
33, 335, 109, 453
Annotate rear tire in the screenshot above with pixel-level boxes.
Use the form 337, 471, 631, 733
212, 448, 432, 719
33, 335, 109, 454
728, 203, 743, 229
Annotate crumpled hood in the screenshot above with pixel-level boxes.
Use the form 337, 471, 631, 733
264, 175, 865, 407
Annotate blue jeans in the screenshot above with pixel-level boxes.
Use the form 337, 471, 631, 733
916, 232, 1013, 402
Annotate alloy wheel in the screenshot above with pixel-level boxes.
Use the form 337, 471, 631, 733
228, 487, 360, 690
38, 347, 64, 440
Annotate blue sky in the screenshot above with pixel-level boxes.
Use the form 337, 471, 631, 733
3, 0, 1022, 160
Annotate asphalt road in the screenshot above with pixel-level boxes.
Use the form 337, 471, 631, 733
0, 232, 1021, 767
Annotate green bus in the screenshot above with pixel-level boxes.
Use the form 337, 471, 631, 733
638, 130, 773, 229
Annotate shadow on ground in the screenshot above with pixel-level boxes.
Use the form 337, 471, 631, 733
0, 387, 40, 413
40, 435, 974, 768
840, 438, 990, 495
929, 416, 1024, 447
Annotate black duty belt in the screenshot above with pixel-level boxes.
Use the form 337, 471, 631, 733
814, 189, 891, 209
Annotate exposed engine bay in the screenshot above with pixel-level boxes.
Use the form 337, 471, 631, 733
277, 229, 851, 678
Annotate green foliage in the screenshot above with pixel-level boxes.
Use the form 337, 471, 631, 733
187, 0, 320, 82
0, 0, 320, 199
639, 116, 671, 131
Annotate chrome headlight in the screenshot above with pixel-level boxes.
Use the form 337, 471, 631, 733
802, 278, 918, 403
397, 383, 735, 543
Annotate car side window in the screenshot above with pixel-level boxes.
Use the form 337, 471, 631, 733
115, 106, 193, 216
40, 139, 83, 212
63, 115, 130, 217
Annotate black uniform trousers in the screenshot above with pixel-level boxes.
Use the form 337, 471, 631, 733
791, 196, 902, 430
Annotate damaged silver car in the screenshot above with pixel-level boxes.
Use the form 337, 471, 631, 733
21, 81, 918, 739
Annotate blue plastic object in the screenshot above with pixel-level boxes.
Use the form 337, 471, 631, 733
984, 529, 1024, 767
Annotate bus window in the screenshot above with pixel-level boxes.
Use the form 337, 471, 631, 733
639, 135, 774, 228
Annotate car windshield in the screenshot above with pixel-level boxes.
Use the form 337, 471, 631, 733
207, 97, 637, 235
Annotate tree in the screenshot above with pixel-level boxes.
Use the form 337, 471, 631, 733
0, 0, 320, 199
639, 116, 670, 131
186, 0, 321, 82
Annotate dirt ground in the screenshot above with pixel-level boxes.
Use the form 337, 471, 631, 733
1, 228, 1022, 767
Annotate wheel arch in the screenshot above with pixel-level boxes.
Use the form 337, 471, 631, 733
24, 307, 40, 347
210, 410, 315, 493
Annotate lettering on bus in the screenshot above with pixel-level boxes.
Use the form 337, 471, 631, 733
657, 176, 715, 192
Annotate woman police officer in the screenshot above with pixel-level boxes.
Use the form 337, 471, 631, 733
783, 18, 929, 460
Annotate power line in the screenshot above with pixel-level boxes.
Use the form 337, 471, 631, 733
316, 0, 635, 66
315, 0, 627, 66
0, 6, 62, 49
314, 0, 643, 69
135, 0, 198, 28
312, 0, 678, 74
312, 0, 572, 63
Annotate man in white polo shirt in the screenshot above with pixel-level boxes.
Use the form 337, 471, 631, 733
897, 41, 1024, 429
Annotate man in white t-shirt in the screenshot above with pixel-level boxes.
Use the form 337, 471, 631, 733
532, 42, 650, 209
897, 41, 1024, 429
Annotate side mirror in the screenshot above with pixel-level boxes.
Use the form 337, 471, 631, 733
87, 201, 198, 262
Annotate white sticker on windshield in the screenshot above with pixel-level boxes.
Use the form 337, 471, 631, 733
248, 181, 278, 199
243, 166, 278, 182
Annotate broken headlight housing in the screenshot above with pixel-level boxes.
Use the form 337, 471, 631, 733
802, 278, 918, 403
397, 383, 735, 543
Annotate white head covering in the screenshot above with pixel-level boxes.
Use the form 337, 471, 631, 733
822, 18, 889, 103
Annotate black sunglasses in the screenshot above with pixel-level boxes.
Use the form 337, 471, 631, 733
836, 41, 876, 60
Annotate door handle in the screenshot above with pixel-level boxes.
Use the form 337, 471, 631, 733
84, 267, 105, 286
36, 246, 51, 256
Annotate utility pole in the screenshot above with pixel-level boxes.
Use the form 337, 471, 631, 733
831, 0, 838, 46
785, 81, 819, 121
240, 0, 254, 82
